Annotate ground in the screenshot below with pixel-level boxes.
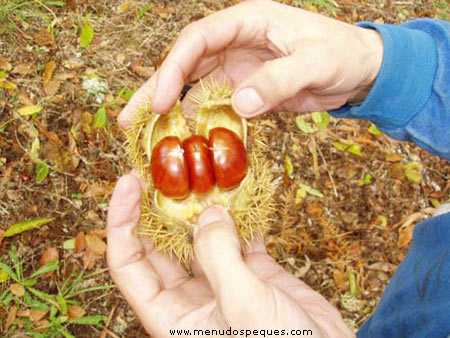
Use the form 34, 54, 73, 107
0, 0, 449, 337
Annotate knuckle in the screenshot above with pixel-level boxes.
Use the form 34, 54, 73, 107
194, 222, 230, 253
180, 22, 201, 37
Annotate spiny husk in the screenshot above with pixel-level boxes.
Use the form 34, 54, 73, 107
124, 80, 276, 264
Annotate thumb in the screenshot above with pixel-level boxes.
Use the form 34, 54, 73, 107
194, 206, 269, 325
232, 48, 322, 118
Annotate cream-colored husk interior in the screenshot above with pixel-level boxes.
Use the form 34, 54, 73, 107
124, 81, 275, 263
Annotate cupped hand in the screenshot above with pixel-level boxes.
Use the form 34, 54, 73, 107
107, 174, 354, 337
119, 0, 383, 126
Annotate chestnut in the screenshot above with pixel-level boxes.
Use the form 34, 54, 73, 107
182, 135, 215, 194
209, 127, 247, 190
151, 136, 190, 199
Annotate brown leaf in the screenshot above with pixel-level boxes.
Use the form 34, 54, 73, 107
82, 249, 97, 270
33, 29, 54, 46
0, 56, 12, 71
154, 4, 174, 18
75, 232, 86, 253
89, 228, 107, 238
390, 163, 405, 180
68, 305, 86, 320
39, 247, 59, 267
63, 57, 84, 70
54, 71, 77, 81
130, 62, 155, 78
85, 234, 106, 255
5, 305, 17, 331
17, 91, 34, 105
42, 61, 57, 86
12, 63, 34, 76
0, 229, 4, 247
398, 224, 415, 248
85, 210, 103, 226
44, 80, 61, 96
385, 153, 403, 162
66, 0, 77, 10
17, 309, 31, 317
333, 270, 347, 291
10, 283, 25, 297
305, 201, 323, 219
83, 180, 114, 199
35, 319, 50, 331
29, 309, 48, 322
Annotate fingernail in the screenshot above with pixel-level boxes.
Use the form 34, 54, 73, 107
233, 88, 264, 117
198, 206, 233, 226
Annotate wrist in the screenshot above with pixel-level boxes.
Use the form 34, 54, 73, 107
350, 28, 384, 104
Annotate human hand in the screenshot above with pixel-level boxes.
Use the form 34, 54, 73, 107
107, 174, 354, 337
119, 0, 383, 126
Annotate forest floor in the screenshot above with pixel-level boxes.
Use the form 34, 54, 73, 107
0, 0, 449, 337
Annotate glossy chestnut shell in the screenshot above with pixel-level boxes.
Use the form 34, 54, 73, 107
151, 136, 190, 199
182, 135, 215, 194
209, 127, 247, 190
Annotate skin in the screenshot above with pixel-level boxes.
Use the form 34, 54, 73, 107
108, 1, 384, 336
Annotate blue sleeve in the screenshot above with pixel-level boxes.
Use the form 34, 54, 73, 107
357, 213, 450, 338
331, 19, 450, 160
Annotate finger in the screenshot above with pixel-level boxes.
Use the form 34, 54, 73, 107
193, 206, 270, 326
118, 72, 158, 128
244, 237, 267, 255
152, 5, 249, 114
141, 240, 189, 289
107, 174, 162, 313
180, 68, 228, 118
232, 43, 330, 117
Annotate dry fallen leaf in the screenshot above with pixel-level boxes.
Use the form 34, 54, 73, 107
17, 309, 31, 318
89, 228, 107, 238
398, 223, 415, 248
68, 305, 86, 320
34, 28, 54, 46
12, 63, 34, 76
385, 153, 403, 162
66, 0, 77, 10
305, 201, 323, 219
85, 234, 106, 255
0, 56, 12, 71
83, 180, 114, 200
333, 269, 347, 291
42, 61, 56, 86
10, 283, 25, 297
44, 80, 61, 96
30, 309, 48, 322
0, 229, 4, 247
5, 305, 17, 331
75, 232, 86, 253
82, 249, 97, 270
35, 319, 50, 331
130, 62, 155, 78
39, 247, 59, 267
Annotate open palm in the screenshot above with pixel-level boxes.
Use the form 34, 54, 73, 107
107, 174, 353, 337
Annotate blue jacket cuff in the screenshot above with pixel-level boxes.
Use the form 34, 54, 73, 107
331, 22, 437, 130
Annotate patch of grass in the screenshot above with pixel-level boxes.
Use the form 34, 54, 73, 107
0, 246, 112, 337
0, 0, 64, 34
291, 0, 338, 16
433, 0, 449, 20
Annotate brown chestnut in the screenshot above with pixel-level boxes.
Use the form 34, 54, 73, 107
151, 136, 189, 199
183, 135, 215, 194
209, 127, 247, 190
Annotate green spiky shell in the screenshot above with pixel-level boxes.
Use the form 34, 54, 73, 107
124, 80, 276, 264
